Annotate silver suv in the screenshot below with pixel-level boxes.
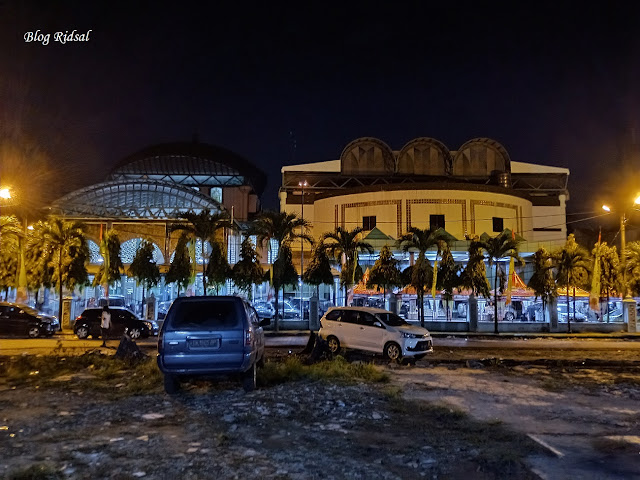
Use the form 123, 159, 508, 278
157, 296, 269, 393
319, 306, 433, 362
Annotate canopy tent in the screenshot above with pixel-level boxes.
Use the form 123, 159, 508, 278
490, 272, 535, 297
557, 286, 590, 297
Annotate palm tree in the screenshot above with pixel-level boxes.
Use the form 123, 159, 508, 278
40, 217, 88, 328
321, 227, 373, 305
553, 234, 591, 333
171, 209, 230, 295
0, 215, 21, 299
231, 237, 264, 299
396, 227, 454, 325
473, 231, 522, 334
93, 229, 124, 301
249, 211, 312, 326
206, 241, 231, 295
128, 239, 161, 310
303, 243, 334, 297
367, 245, 402, 308
527, 247, 556, 323
166, 232, 192, 296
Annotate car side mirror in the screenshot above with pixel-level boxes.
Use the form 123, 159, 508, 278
373, 321, 384, 328
259, 318, 270, 327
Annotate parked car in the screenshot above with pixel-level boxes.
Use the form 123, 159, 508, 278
97, 296, 126, 308
0, 302, 59, 337
157, 296, 270, 394
253, 301, 275, 320
272, 300, 299, 319
318, 306, 433, 362
557, 304, 587, 322
73, 307, 156, 340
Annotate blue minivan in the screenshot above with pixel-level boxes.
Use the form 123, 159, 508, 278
157, 296, 269, 393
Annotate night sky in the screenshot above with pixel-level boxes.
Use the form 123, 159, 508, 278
1, 1, 639, 227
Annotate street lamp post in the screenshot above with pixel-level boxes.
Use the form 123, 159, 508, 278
603, 199, 640, 332
298, 180, 308, 320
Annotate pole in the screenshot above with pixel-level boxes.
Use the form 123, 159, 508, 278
621, 212, 628, 298
300, 182, 304, 321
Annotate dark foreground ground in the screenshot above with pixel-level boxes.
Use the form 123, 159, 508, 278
0, 340, 639, 479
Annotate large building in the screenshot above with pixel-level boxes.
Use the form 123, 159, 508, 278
50, 141, 266, 315
281, 137, 569, 258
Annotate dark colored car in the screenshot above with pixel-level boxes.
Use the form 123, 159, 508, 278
253, 301, 275, 320
157, 296, 269, 394
0, 302, 59, 337
73, 307, 155, 340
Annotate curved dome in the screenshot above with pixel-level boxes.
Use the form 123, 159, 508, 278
452, 138, 511, 176
397, 137, 452, 175
108, 142, 266, 195
340, 137, 395, 175
51, 179, 223, 219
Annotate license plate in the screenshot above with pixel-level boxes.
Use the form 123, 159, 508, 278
188, 338, 220, 349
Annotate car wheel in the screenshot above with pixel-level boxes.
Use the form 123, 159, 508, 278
327, 336, 341, 355
76, 325, 89, 339
384, 342, 402, 362
242, 362, 257, 392
163, 374, 180, 394
504, 312, 515, 321
28, 326, 41, 338
128, 327, 142, 340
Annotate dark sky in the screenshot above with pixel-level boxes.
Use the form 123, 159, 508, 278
1, 1, 639, 217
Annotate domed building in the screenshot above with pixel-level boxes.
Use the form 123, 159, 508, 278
51, 141, 266, 316
280, 137, 572, 325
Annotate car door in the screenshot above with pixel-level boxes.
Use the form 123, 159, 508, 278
356, 312, 384, 353
5, 306, 27, 334
337, 310, 360, 349
111, 310, 127, 336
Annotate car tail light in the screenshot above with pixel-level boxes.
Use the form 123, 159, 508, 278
245, 328, 253, 346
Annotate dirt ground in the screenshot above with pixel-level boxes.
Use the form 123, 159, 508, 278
0, 344, 639, 479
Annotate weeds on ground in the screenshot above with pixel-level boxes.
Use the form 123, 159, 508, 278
592, 436, 640, 454
258, 355, 389, 387
5, 463, 62, 480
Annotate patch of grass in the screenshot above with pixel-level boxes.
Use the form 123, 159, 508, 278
0, 351, 162, 396
539, 377, 565, 392
6, 464, 62, 480
258, 356, 389, 387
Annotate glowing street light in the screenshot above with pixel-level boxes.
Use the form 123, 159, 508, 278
298, 180, 308, 321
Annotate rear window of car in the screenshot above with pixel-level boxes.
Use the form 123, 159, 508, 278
325, 309, 342, 321
170, 301, 240, 330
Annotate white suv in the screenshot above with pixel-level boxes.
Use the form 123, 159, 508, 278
319, 306, 433, 361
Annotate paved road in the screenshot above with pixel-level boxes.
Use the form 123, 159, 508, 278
1, 333, 639, 356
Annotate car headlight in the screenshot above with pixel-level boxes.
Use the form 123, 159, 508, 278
402, 332, 420, 339
144, 322, 153, 330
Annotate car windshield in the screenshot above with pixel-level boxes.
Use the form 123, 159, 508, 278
376, 312, 408, 327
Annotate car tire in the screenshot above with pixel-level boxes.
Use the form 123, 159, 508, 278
327, 336, 341, 355
384, 342, 402, 362
242, 362, 257, 392
28, 326, 41, 338
128, 327, 142, 340
163, 374, 180, 394
504, 312, 515, 321
76, 325, 89, 339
